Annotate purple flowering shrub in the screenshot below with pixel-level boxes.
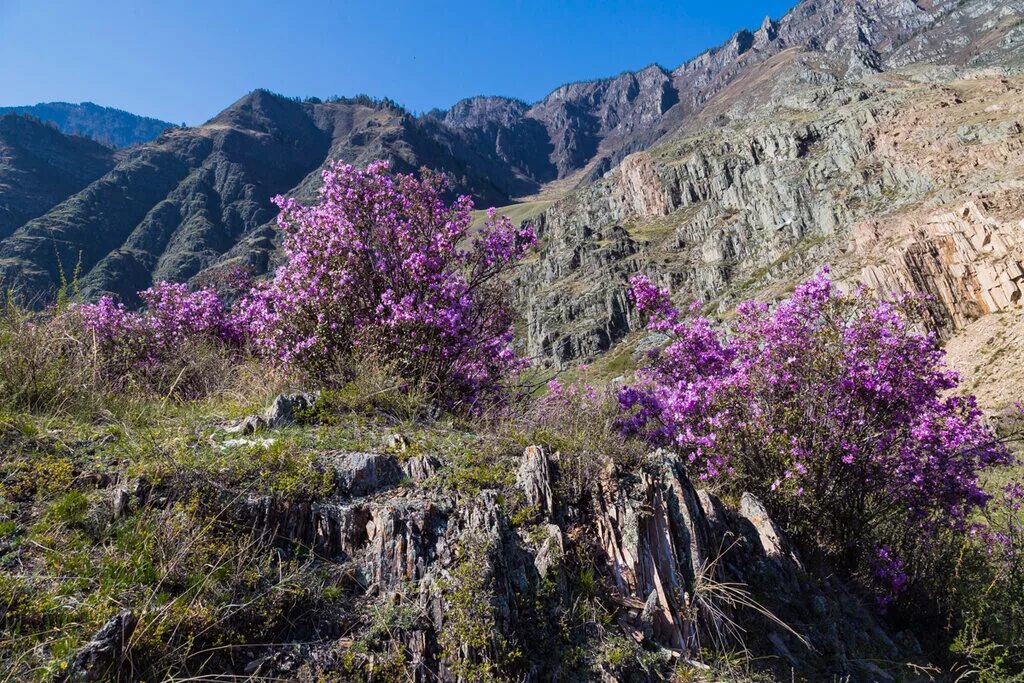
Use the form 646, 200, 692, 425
75, 162, 535, 408
620, 269, 1011, 588
76, 281, 241, 394
237, 161, 535, 408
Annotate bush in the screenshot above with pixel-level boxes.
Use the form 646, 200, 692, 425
237, 161, 535, 410
72, 162, 535, 411
75, 281, 243, 397
948, 481, 1024, 678
619, 270, 1010, 593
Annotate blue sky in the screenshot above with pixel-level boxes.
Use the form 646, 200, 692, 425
0, 0, 796, 125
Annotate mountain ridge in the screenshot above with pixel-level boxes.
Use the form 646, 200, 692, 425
0, 101, 174, 148
0, 0, 1022, 356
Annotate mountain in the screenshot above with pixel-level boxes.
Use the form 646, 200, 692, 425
437, 0, 1024, 186
0, 0, 1023, 404
0, 114, 116, 245
0, 101, 173, 147
0, 91, 585, 306
514, 0, 1024, 373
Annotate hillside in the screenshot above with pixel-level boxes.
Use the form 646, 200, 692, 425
513, 0, 1024, 409
0, 114, 116, 244
0, 101, 173, 148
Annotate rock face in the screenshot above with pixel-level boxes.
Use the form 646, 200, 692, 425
593, 452, 711, 651
142, 445, 905, 680
590, 451, 898, 677
516, 75, 895, 362
859, 200, 1024, 331
517, 54, 1024, 364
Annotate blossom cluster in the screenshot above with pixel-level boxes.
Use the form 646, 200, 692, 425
77, 281, 239, 373
237, 161, 535, 406
871, 546, 909, 610
77, 162, 535, 407
619, 269, 1011, 593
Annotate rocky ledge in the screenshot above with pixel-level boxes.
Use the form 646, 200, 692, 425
85, 433, 910, 682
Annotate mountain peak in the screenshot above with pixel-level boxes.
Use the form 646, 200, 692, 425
443, 96, 530, 129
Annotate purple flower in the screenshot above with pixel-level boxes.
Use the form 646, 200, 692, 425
235, 161, 535, 408
618, 268, 1011, 600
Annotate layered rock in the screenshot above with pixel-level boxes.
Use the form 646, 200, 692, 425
516, 77, 915, 363
859, 200, 1024, 330
130, 440, 905, 681
518, 61, 1024, 365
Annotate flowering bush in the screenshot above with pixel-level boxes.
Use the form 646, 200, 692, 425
238, 161, 535, 408
76, 281, 240, 393
72, 162, 535, 407
619, 269, 1011, 586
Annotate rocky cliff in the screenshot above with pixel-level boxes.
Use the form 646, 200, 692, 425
517, 52, 1024, 370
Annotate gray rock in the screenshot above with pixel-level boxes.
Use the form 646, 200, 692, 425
223, 392, 317, 435
111, 488, 131, 520
384, 432, 410, 453
516, 445, 555, 517
222, 413, 267, 436
264, 392, 317, 427
739, 492, 804, 571
221, 437, 276, 450
327, 452, 405, 497
592, 449, 712, 652
56, 610, 136, 682
632, 332, 670, 360
531, 523, 565, 579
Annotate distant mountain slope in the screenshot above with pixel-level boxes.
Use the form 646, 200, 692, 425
0, 114, 115, 244
0, 101, 173, 147
444, 0, 1024, 190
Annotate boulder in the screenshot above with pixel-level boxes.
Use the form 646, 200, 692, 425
224, 392, 318, 435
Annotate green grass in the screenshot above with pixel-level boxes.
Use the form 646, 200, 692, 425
470, 199, 554, 229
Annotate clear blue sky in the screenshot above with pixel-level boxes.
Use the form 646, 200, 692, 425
0, 0, 796, 125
